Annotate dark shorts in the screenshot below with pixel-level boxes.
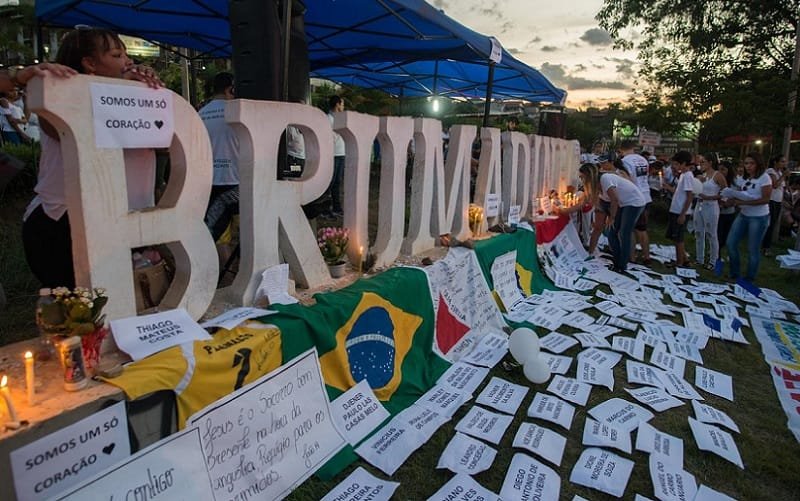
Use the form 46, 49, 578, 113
596, 199, 611, 215
666, 212, 686, 243
634, 203, 650, 231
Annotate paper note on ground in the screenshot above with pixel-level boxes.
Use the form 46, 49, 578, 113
476, 377, 528, 415
500, 453, 560, 501
436, 362, 490, 395
416, 384, 471, 418
649, 455, 697, 501
527, 393, 575, 430
436, 432, 496, 475
539, 332, 579, 354
688, 418, 744, 469
577, 360, 615, 391
332, 379, 391, 445
635, 422, 684, 467
547, 375, 592, 406
111, 308, 212, 361
588, 398, 654, 432
512, 423, 567, 466
694, 367, 734, 401
254, 263, 298, 305
460, 331, 508, 368
427, 473, 500, 501
691, 400, 740, 433
582, 418, 632, 453
569, 448, 634, 498
200, 307, 275, 330
624, 386, 684, 413
542, 354, 573, 375
455, 406, 513, 444
321, 467, 399, 501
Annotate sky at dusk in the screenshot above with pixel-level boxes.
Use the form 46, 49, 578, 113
433, 0, 640, 108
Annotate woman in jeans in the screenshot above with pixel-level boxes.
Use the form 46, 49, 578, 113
717, 161, 738, 256
579, 163, 645, 272
724, 153, 773, 282
694, 154, 727, 269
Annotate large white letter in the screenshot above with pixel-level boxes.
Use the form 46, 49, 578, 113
501, 130, 531, 218
28, 75, 218, 321
473, 127, 503, 229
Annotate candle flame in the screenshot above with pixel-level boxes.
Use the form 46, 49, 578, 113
1, 375, 6, 387
25, 351, 33, 360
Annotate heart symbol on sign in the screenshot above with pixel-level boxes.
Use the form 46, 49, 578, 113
102, 443, 115, 455
154, 120, 164, 129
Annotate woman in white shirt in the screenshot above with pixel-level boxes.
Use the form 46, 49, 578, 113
722, 153, 773, 282
694, 154, 727, 269
579, 163, 645, 272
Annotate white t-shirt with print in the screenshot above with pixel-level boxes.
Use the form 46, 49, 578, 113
621, 153, 652, 204
0, 102, 23, 132
739, 173, 772, 217
670, 171, 695, 215
765, 167, 784, 203
199, 99, 239, 186
600, 173, 646, 207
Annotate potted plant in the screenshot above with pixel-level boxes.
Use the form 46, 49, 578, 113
318, 226, 350, 278
39, 287, 109, 375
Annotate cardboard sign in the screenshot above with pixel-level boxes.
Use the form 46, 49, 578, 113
485, 193, 500, 217
332, 379, 391, 445
436, 432, 497, 475
200, 307, 275, 330
53, 428, 211, 501
500, 453, 560, 501
90, 82, 174, 148
475, 377, 528, 415
635, 422, 684, 467
186, 349, 346, 500
320, 467, 399, 501
526, 393, 575, 430
428, 473, 501, 501
11, 401, 130, 501
588, 398, 654, 433
111, 308, 212, 361
569, 448, 634, 498
512, 422, 567, 466
455, 406, 514, 444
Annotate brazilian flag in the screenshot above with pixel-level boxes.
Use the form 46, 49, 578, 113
266, 266, 452, 477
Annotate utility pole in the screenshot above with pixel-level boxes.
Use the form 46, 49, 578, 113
783, 14, 800, 160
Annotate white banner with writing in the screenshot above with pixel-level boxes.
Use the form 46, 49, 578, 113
90, 82, 174, 148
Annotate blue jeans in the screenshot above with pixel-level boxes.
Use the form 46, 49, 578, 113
726, 213, 769, 281
609, 205, 643, 271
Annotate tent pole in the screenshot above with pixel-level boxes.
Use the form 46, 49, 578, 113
282, 0, 292, 101
482, 62, 495, 128
398, 88, 404, 115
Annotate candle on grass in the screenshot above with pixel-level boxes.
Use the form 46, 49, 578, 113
25, 351, 35, 406
1, 375, 20, 426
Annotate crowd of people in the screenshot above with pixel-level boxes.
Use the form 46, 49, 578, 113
568, 143, 800, 283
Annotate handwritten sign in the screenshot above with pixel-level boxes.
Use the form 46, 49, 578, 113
331, 379, 390, 446
111, 308, 211, 361
500, 453, 560, 501
436, 432, 497, 475
53, 428, 212, 501
320, 467, 399, 501
200, 307, 275, 331
186, 349, 346, 500
491, 251, 524, 311
90, 82, 174, 148
508, 205, 521, 225
11, 401, 130, 501
485, 193, 500, 217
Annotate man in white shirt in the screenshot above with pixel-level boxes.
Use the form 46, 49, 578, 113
619, 140, 652, 264
0, 93, 28, 145
199, 72, 240, 241
663, 151, 695, 267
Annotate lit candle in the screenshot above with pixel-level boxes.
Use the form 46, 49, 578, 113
358, 245, 364, 273
25, 351, 35, 406
1, 375, 19, 424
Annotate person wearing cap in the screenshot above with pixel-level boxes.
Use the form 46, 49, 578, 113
662, 151, 695, 268
618, 140, 652, 264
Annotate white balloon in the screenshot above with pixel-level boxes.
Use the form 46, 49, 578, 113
509, 327, 540, 364
523, 356, 552, 384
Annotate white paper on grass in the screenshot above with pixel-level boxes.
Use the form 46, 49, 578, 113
455, 406, 514, 445
320, 467, 399, 501
626, 360, 667, 388
539, 332, 579, 354
588, 398, 654, 432
500, 453, 560, 501
562, 311, 596, 329
575, 332, 612, 349
634, 495, 656, 501
512, 423, 567, 466
579, 348, 623, 369
688, 418, 744, 469
460, 330, 508, 368
625, 386, 684, 413
542, 353, 573, 374
649, 455, 698, 501
51, 428, 211, 501
667, 341, 704, 364
636, 332, 668, 350
597, 315, 639, 332
577, 360, 615, 391
436, 432, 497, 475
691, 401, 740, 433
417, 384, 472, 418
476, 377, 528, 415
199, 307, 275, 330
592, 324, 623, 338
569, 447, 634, 498
11, 401, 131, 501
547, 375, 592, 406
660, 371, 704, 400
436, 362, 490, 395
695, 367, 734, 401
582, 418, 632, 453
527, 392, 575, 430
528, 307, 567, 330
332, 379, 391, 445
674, 329, 710, 349
612, 336, 646, 361
427, 473, 501, 501
694, 484, 738, 501
110, 308, 212, 361
186, 349, 346, 500
676, 267, 698, 278
355, 405, 449, 475
635, 422, 684, 467
651, 345, 687, 377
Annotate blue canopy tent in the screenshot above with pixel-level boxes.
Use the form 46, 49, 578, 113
36, 0, 565, 109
